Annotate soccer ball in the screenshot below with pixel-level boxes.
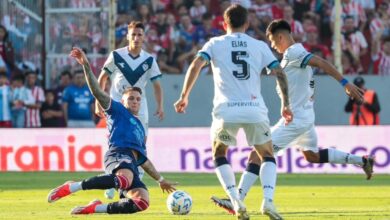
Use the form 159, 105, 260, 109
166, 190, 192, 215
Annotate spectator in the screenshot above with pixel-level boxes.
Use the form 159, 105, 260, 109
303, 25, 332, 62
40, 89, 64, 127
372, 34, 390, 76
25, 70, 45, 128
10, 74, 34, 128
53, 70, 72, 105
251, 0, 273, 20
190, 0, 207, 24
62, 70, 95, 127
345, 76, 380, 125
369, 2, 390, 39
0, 70, 12, 127
331, 0, 366, 32
342, 51, 359, 75
340, 15, 368, 73
283, 4, 304, 42
212, 0, 230, 32
0, 25, 16, 78
193, 13, 222, 46
157, 49, 181, 74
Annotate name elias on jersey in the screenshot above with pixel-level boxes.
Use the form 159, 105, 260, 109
231, 41, 247, 47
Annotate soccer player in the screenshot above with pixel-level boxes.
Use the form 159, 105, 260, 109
211, 19, 372, 216
96, 21, 164, 197
174, 5, 292, 220
47, 47, 177, 215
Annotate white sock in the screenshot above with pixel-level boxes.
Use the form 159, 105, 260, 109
238, 171, 258, 201
94, 204, 108, 213
215, 164, 239, 201
260, 161, 277, 201
69, 182, 82, 193
328, 148, 364, 166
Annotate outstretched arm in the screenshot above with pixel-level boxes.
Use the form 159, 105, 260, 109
174, 55, 207, 113
152, 80, 164, 120
69, 47, 111, 109
270, 66, 293, 124
141, 159, 177, 193
308, 55, 364, 103
95, 71, 110, 116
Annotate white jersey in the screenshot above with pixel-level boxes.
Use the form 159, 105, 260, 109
199, 33, 278, 123
279, 43, 315, 123
102, 47, 162, 125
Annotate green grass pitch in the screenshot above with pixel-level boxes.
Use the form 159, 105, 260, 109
0, 172, 389, 219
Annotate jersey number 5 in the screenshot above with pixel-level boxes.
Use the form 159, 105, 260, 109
231, 51, 249, 80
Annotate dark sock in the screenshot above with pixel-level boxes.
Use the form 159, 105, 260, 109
319, 149, 329, 163
107, 198, 148, 214
246, 163, 260, 175
81, 174, 117, 190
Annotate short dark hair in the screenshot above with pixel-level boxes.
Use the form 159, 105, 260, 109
60, 70, 72, 78
266, 19, 291, 38
25, 70, 37, 76
128, 21, 145, 31
223, 4, 248, 29
11, 74, 25, 83
123, 86, 142, 96
0, 71, 7, 78
73, 69, 84, 75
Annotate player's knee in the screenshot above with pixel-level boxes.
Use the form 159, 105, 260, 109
247, 150, 262, 165
116, 174, 132, 190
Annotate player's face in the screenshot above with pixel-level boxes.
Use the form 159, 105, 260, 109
127, 28, 145, 50
122, 90, 141, 115
268, 34, 283, 53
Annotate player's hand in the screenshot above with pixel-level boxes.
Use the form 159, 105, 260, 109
69, 47, 88, 65
345, 83, 364, 105
159, 179, 178, 193
154, 107, 164, 121
281, 105, 293, 125
174, 97, 188, 113
95, 101, 105, 117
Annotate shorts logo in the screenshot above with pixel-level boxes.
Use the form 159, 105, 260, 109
219, 133, 231, 142
264, 131, 269, 136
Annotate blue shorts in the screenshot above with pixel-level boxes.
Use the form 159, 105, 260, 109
104, 148, 147, 190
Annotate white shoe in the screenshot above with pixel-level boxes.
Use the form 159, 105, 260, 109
104, 188, 115, 199
261, 199, 283, 220
232, 199, 249, 220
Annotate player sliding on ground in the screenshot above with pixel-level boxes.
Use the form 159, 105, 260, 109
211, 19, 374, 217
175, 5, 292, 220
47, 47, 177, 215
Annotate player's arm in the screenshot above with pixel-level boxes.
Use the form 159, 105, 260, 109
141, 159, 177, 193
308, 55, 364, 103
152, 80, 164, 120
270, 66, 293, 124
69, 47, 111, 110
174, 55, 207, 113
95, 71, 110, 116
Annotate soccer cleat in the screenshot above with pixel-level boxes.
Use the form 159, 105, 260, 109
210, 196, 235, 214
261, 199, 283, 220
362, 155, 375, 180
70, 199, 102, 215
47, 181, 74, 203
232, 199, 249, 220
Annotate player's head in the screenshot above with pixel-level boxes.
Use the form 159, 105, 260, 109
73, 69, 85, 87
223, 4, 249, 31
127, 21, 145, 50
121, 87, 142, 115
266, 19, 292, 53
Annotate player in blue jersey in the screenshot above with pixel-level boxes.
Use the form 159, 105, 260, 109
47, 47, 177, 215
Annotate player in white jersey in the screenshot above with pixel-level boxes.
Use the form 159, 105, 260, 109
175, 5, 292, 220
211, 19, 374, 216
96, 21, 164, 199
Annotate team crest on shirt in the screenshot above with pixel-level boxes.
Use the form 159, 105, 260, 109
142, 63, 149, 71
129, 118, 137, 125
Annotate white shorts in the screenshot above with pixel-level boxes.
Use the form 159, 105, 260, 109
211, 120, 271, 146
271, 118, 318, 154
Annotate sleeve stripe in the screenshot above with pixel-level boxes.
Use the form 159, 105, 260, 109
150, 74, 162, 82
103, 67, 112, 75
267, 60, 280, 69
300, 53, 314, 68
196, 52, 211, 64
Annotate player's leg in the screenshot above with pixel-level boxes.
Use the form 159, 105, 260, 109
211, 121, 248, 220
298, 126, 375, 180
247, 122, 282, 220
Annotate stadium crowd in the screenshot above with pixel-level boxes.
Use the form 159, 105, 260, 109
0, 0, 389, 128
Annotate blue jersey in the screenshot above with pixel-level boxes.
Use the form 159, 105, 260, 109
0, 85, 12, 121
62, 85, 94, 120
105, 100, 147, 164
